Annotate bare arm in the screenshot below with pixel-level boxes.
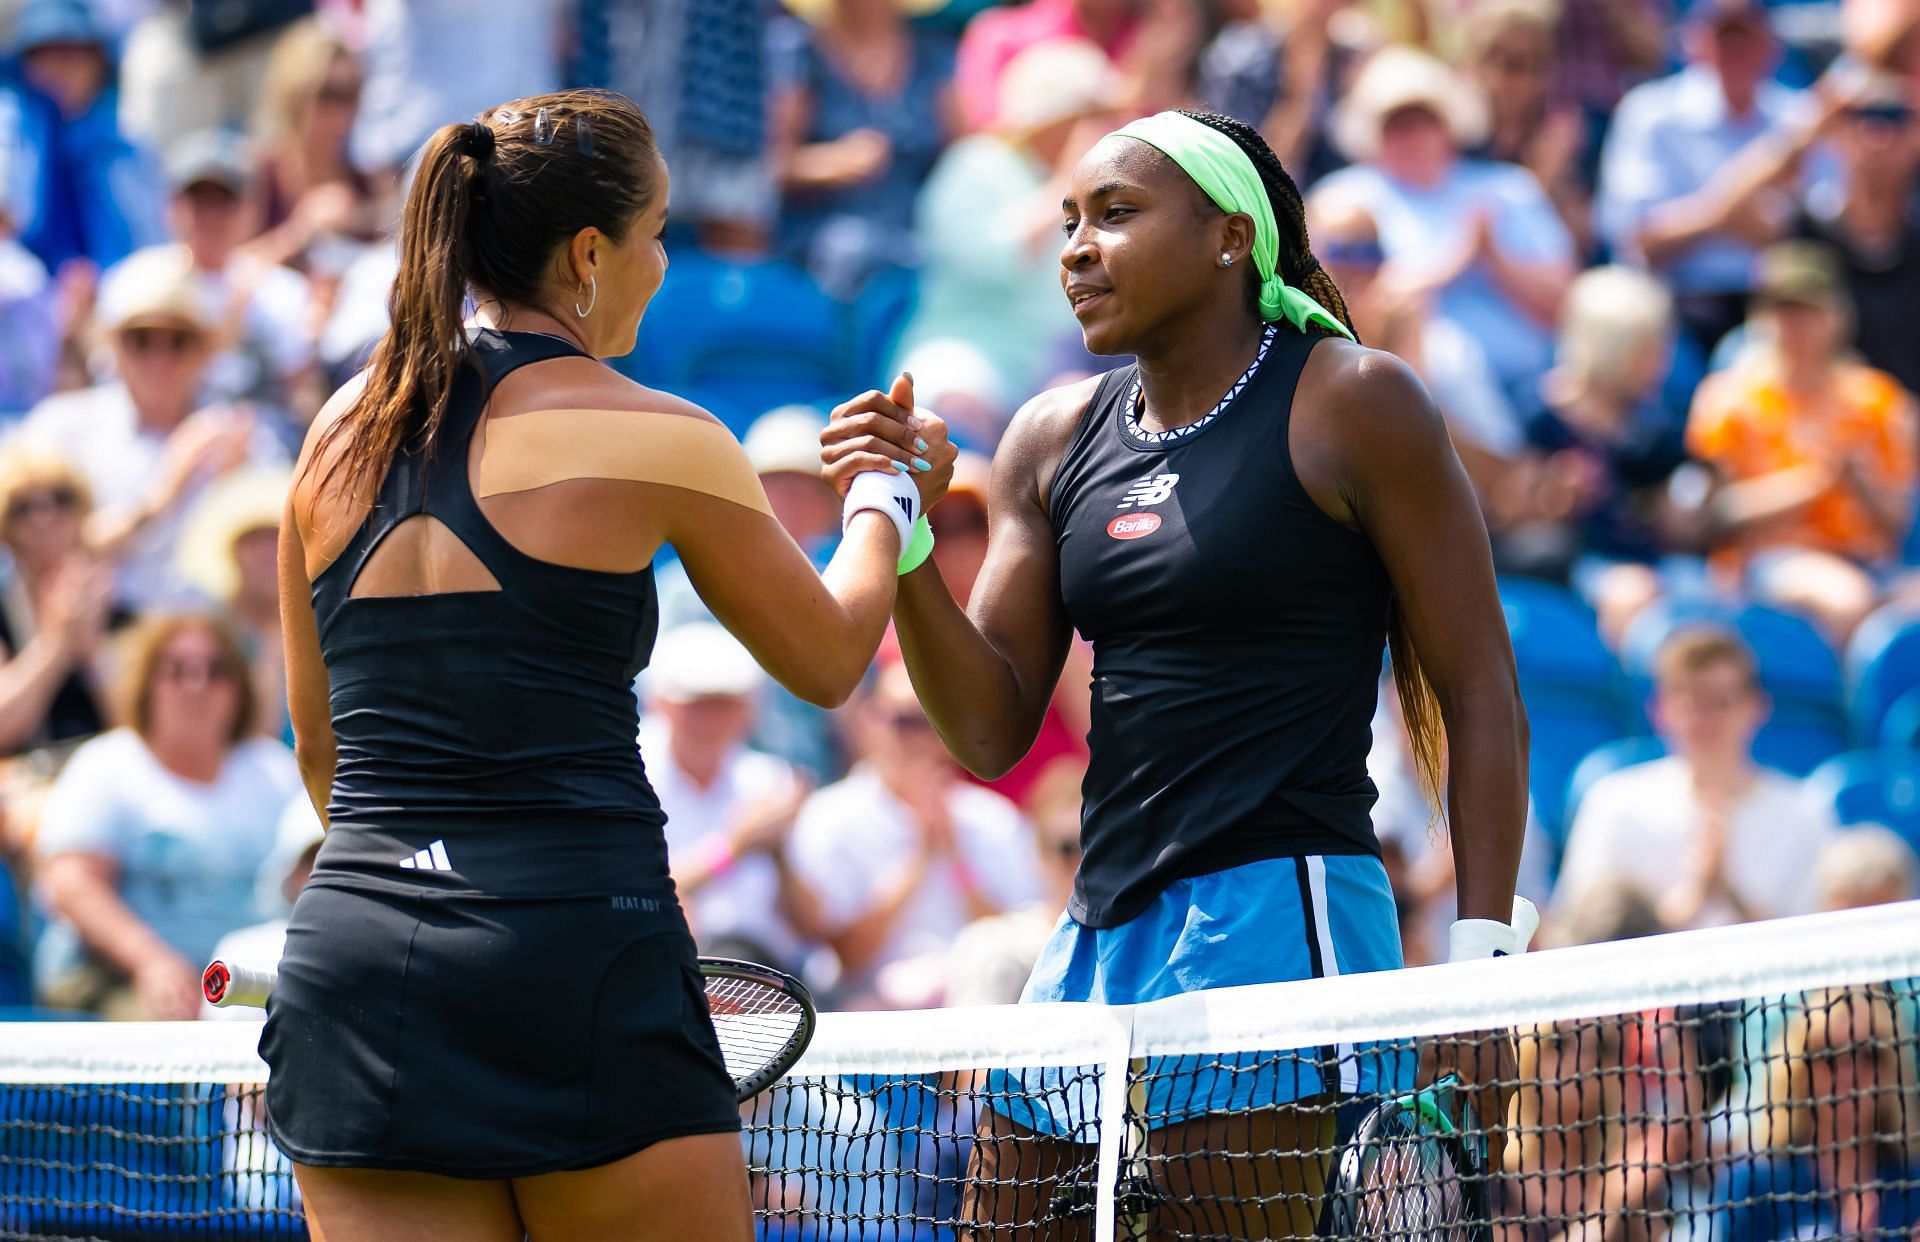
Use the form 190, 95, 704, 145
1296, 344, 1528, 922
38, 852, 201, 1018
824, 381, 1093, 778
280, 492, 335, 821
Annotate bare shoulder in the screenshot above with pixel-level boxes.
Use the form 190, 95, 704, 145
1296, 337, 1448, 447
997, 372, 1106, 511
490, 355, 722, 427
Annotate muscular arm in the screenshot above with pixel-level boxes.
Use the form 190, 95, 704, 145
876, 382, 1093, 778
1295, 345, 1528, 923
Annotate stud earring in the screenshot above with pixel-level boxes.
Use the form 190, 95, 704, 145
1220, 253, 1234, 268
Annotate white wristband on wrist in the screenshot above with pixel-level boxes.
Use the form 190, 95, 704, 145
843, 470, 922, 549
1447, 896, 1540, 962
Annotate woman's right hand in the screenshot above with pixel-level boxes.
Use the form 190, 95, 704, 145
133, 952, 204, 1021
823, 374, 957, 513
43, 556, 112, 661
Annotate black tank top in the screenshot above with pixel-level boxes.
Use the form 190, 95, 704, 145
1050, 323, 1392, 928
307, 329, 669, 899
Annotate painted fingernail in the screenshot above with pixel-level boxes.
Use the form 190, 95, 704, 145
914, 437, 928, 452
892, 460, 911, 474
913, 457, 932, 472
908, 415, 924, 430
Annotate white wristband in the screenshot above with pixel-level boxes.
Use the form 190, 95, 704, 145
1448, 896, 1540, 962
843, 469, 920, 549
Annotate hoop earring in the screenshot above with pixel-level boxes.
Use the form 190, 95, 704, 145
574, 274, 598, 319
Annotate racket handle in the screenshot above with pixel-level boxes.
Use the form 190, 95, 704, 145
202, 960, 277, 1009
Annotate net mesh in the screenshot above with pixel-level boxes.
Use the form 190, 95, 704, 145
1, 903, 1915, 1241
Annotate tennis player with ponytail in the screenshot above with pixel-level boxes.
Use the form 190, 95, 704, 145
266, 90, 951, 1241
825, 109, 1533, 1236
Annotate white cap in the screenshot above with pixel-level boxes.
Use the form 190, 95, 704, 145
742, 407, 827, 477
997, 38, 1120, 133
646, 622, 763, 703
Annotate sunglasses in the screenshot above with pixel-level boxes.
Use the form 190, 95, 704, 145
1322, 240, 1386, 269
6, 487, 77, 522
881, 707, 935, 733
316, 81, 361, 107
157, 656, 238, 687
120, 327, 202, 356
1847, 104, 1915, 128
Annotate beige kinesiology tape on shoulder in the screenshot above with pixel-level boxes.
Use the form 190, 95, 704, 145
475, 408, 774, 516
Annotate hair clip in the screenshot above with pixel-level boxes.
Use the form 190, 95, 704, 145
533, 107, 555, 147
493, 108, 521, 126
574, 116, 595, 156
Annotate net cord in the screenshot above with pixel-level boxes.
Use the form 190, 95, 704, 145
2, 901, 1914, 1086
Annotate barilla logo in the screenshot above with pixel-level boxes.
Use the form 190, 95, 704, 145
1108, 513, 1162, 540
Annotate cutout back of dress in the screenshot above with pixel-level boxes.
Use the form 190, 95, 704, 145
307, 330, 670, 899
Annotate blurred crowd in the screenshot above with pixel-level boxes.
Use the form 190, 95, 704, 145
0, 0, 1912, 1065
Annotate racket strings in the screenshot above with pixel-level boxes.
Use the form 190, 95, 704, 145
704, 973, 808, 1089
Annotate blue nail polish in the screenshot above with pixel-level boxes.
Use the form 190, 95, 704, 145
891, 460, 911, 474
914, 437, 928, 452
913, 457, 932, 472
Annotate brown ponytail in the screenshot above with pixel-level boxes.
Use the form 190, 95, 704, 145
1182, 109, 1449, 821
307, 90, 662, 509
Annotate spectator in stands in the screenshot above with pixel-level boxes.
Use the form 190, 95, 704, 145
147, 128, 319, 423
767, 0, 958, 296
175, 467, 291, 739
15, 246, 285, 610
6, 0, 165, 275
788, 660, 1037, 1008
580, 0, 775, 254
1497, 266, 1688, 609
1814, 824, 1919, 910
1194, 0, 1365, 183
944, 757, 1083, 1006
1686, 240, 1916, 636
1595, 0, 1822, 356
1791, 73, 1920, 399
0, 447, 113, 753
1317, 44, 1577, 414
953, 0, 1143, 133
1553, 625, 1838, 931
1548, 0, 1669, 130
1462, 0, 1593, 253
643, 624, 824, 978
199, 793, 323, 1021
1306, 192, 1522, 476
33, 612, 301, 1020
929, 451, 992, 607
891, 38, 1119, 409
116, 0, 310, 163
1712, 986, 1920, 1241
245, 19, 381, 286
0, 211, 61, 421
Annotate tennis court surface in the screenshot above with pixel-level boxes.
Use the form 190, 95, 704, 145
3, 901, 1916, 1239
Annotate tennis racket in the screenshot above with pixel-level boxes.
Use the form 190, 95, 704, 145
1321, 1074, 1493, 1242
203, 954, 816, 1104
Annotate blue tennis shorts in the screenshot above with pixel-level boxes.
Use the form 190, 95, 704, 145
990, 854, 1414, 1136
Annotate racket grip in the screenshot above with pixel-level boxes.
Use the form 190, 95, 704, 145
202, 960, 277, 1009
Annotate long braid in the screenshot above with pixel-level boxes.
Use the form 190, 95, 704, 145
1181, 108, 1448, 823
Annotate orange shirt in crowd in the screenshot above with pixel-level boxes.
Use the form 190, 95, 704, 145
1687, 357, 1918, 564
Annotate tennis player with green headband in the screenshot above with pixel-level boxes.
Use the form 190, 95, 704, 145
824, 108, 1535, 1235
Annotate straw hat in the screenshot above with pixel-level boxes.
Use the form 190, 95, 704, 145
997, 38, 1121, 134
1331, 44, 1490, 162
176, 466, 291, 602
97, 245, 217, 335
780, 0, 947, 22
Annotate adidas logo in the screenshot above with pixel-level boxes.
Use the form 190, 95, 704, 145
398, 840, 454, 872
894, 495, 916, 522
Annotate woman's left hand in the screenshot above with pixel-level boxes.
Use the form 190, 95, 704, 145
1422, 1029, 1519, 1173
822, 374, 958, 513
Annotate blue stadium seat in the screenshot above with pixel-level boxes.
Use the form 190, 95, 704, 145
0, 857, 25, 1008
623, 254, 850, 425
1846, 606, 1920, 747
1498, 578, 1631, 839
844, 265, 918, 381
1619, 599, 1848, 775
1883, 687, 1920, 752
1563, 735, 1669, 832
1806, 750, 1920, 856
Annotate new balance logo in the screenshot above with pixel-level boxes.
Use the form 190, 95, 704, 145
894, 495, 916, 522
398, 840, 454, 872
1117, 473, 1179, 509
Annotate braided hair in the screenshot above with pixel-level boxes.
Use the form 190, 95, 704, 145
1181, 109, 1447, 820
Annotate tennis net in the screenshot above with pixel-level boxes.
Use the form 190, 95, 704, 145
2, 901, 1916, 1240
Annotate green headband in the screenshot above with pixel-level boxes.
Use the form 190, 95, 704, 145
1111, 112, 1353, 341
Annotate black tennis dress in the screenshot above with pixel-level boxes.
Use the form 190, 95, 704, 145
259, 330, 740, 1178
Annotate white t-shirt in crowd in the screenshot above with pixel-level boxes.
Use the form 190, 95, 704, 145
1552, 756, 1837, 929
13, 383, 288, 608
788, 764, 1038, 993
33, 729, 302, 981
641, 717, 809, 969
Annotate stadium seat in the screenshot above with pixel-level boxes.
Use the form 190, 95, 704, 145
0, 858, 25, 1009
1619, 599, 1848, 775
844, 264, 918, 381
1883, 687, 1920, 752
1805, 750, 1920, 855
1845, 606, 1920, 747
1563, 735, 1669, 832
623, 254, 851, 425
1498, 577, 1631, 839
